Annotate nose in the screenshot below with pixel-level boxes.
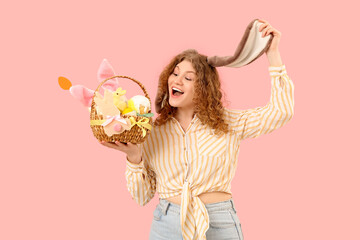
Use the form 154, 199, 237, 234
174, 75, 183, 85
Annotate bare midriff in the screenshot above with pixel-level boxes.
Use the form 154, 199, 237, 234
163, 191, 232, 205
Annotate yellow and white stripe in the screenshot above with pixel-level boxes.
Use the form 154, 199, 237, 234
125, 64, 294, 239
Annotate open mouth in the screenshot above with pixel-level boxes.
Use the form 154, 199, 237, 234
172, 87, 184, 96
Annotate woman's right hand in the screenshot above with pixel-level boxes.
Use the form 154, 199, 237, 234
99, 141, 142, 164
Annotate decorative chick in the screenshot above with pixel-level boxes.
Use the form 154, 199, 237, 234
113, 87, 128, 113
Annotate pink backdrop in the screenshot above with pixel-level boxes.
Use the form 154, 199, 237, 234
1, 0, 359, 239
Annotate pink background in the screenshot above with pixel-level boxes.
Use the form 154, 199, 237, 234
1, 0, 359, 239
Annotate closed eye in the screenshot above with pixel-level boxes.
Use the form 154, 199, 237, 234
172, 73, 192, 81
172, 73, 191, 81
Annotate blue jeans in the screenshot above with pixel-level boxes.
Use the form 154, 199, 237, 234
149, 198, 244, 240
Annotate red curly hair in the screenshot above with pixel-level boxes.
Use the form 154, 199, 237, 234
154, 49, 233, 136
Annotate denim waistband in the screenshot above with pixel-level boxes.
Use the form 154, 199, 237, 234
158, 197, 237, 216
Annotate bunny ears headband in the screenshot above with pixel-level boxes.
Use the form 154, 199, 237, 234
206, 18, 273, 67
155, 18, 274, 113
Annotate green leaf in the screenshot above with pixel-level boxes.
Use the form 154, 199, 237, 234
136, 112, 154, 117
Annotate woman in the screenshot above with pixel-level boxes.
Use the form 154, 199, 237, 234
100, 19, 294, 240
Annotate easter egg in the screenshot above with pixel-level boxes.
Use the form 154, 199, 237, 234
58, 76, 72, 90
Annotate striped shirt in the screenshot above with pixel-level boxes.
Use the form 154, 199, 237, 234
125, 64, 294, 240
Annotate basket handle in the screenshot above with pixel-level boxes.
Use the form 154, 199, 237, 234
93, 75, 152, 113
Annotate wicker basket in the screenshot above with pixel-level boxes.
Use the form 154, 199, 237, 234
90, 75, 153, 144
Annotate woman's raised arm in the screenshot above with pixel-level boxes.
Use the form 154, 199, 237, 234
224, 63, 294, 140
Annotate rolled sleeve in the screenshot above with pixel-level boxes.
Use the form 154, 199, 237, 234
225, 64, 294, 140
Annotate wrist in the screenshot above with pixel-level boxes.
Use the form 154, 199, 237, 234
266, 48, 280, 54
127, 154, 142, 164
266, 50, 283, 67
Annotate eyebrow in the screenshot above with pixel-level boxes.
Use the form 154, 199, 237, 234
175, 65, 196, 74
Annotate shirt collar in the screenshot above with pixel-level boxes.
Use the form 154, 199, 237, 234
171, 113, 198, 123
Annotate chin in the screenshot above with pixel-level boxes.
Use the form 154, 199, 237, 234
169, 100, 178, 108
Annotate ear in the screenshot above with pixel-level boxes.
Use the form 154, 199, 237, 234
206, 18, 273, 68
69, 85, 95, 107
97, 58, 119, 91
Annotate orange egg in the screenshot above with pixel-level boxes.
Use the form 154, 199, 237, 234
58, 76, 72, 90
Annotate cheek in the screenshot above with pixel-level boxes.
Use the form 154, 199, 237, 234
168, 77, 174, 85
188, 87, 196, 99
191, 84, 196, 94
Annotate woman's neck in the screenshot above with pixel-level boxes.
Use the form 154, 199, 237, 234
174, 108, 195, 123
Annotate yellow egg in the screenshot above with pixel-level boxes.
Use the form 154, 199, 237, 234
128, 99, 135, 110
122, 107, 133, 115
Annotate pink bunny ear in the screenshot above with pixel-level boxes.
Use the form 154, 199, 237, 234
97, 58, 119, 92
69, 85, 95, 107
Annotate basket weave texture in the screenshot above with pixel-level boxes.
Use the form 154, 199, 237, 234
90, 75, 153, 144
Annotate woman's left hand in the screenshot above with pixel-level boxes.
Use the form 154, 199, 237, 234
257, 19, 281, 53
